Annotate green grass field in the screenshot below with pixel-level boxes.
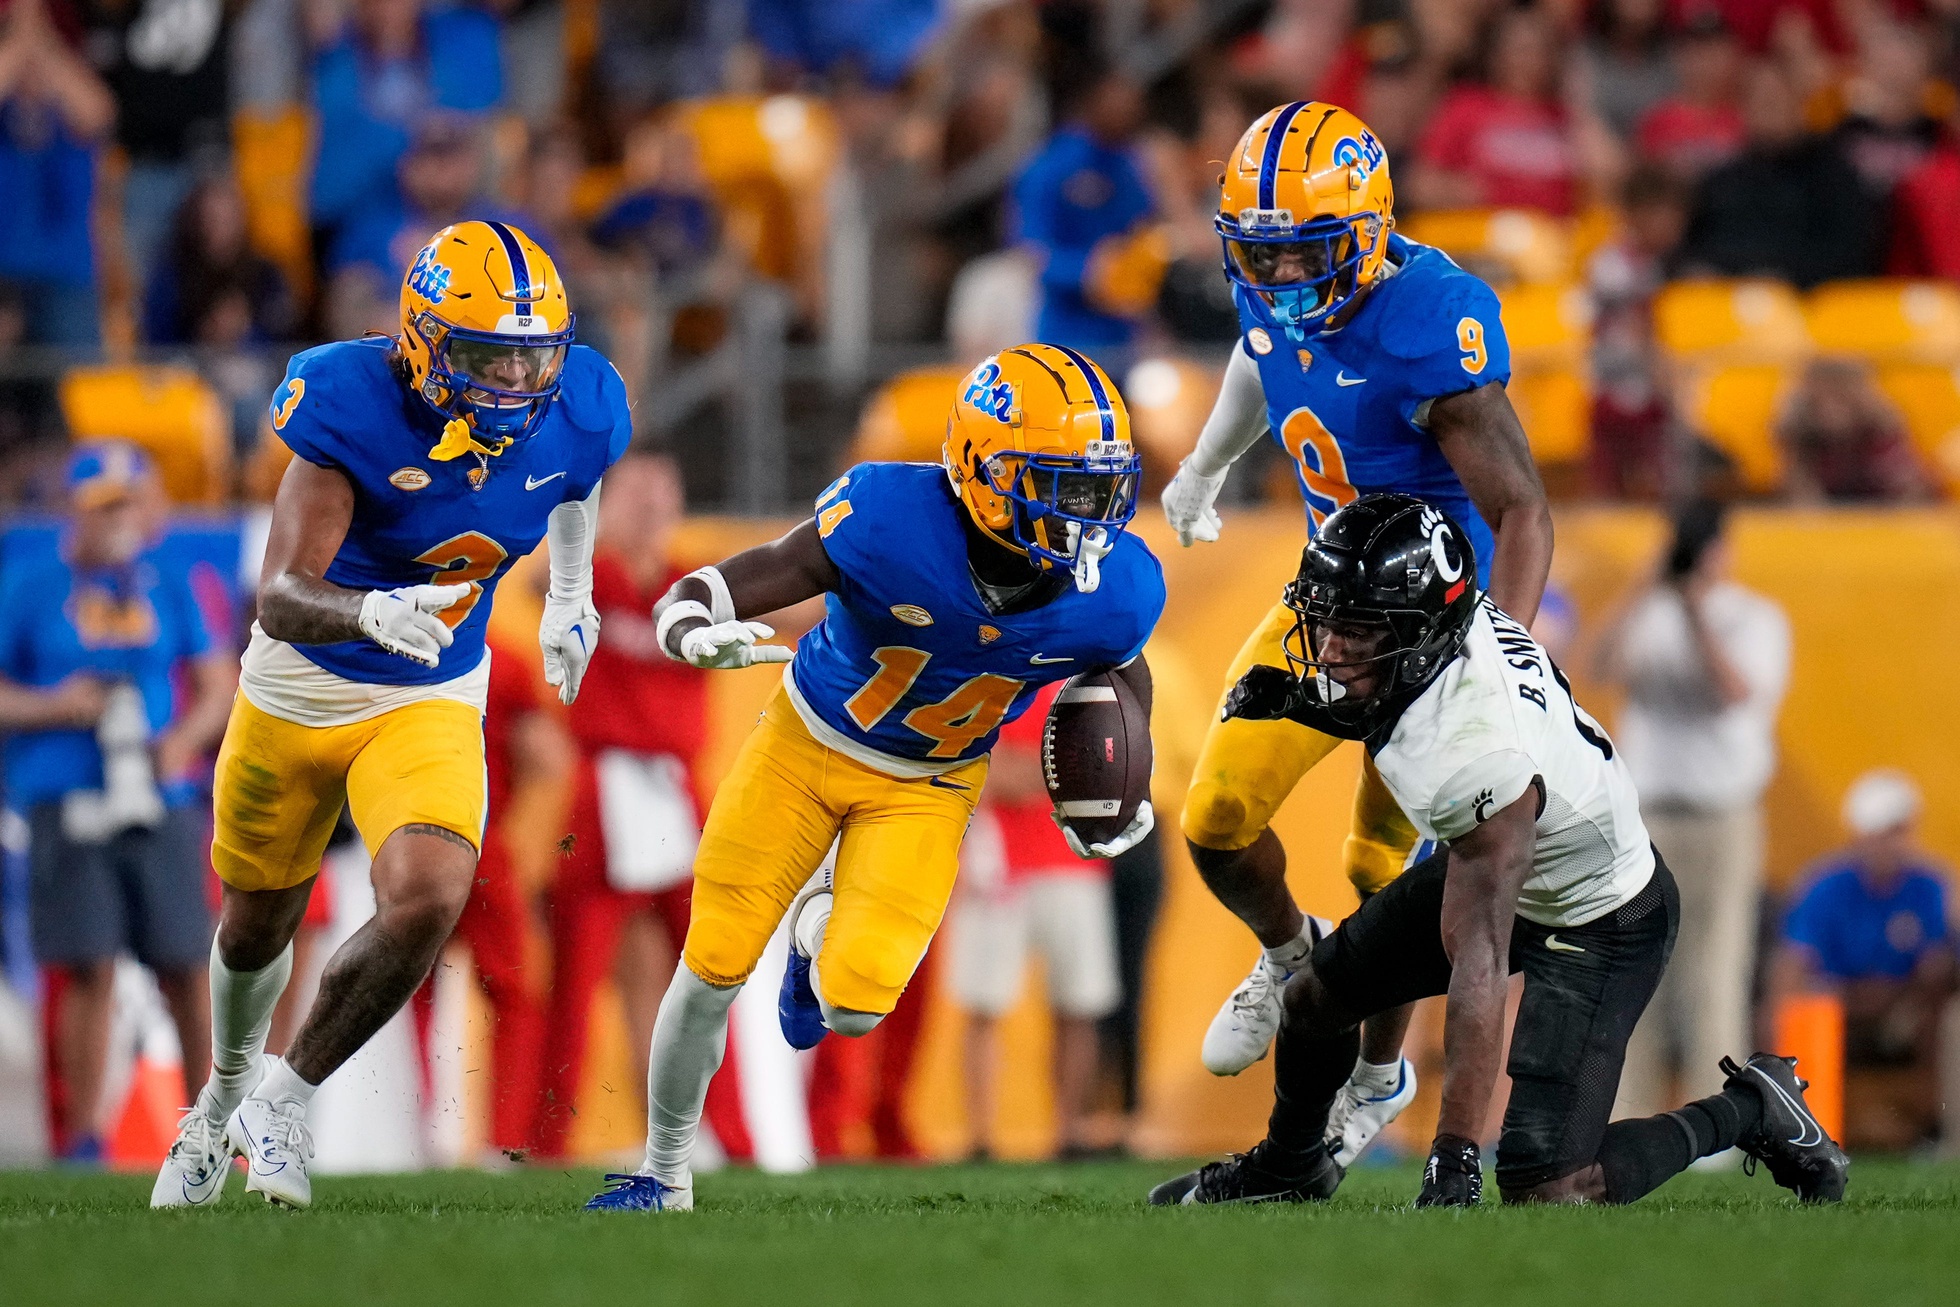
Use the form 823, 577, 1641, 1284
5, 1158, 1959, 1306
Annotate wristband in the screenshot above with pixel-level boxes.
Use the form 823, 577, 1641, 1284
656, 599, 713, 661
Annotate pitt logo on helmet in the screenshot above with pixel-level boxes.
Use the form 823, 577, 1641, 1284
943, 344, 1143, 594
1217, 102, 1395, 342
398, 219, 576, 450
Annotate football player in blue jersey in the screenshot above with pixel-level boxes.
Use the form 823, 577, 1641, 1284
1157, 102, 1555, 1165
586, 343, 1165, 1212
152, 221, 631, 1210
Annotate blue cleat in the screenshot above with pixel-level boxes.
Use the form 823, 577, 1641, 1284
778, 949, 827, 1050
585, 1172, 694, 1212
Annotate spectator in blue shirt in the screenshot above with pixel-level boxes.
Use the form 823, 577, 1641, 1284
0, 0, 115, 349
747, 0, 942, 89
1773, 768, 1958, 1147
308, 0, 504, 250
1011, 65, 1157, 353
0, 444, 236, 1162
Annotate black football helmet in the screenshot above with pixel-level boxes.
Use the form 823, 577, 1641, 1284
1278, 493, 1481, 739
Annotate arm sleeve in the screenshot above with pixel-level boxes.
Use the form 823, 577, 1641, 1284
1426, 749, 1537, 843
1188, 341, 1270, 477
546, 486, 599, 601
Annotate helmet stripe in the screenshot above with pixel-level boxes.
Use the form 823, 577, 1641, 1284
485, 220, 534, 313
1258, 101, 1308, 211
1049, 344, 1115, 444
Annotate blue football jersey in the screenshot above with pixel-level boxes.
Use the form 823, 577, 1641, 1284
1236, 234, 1508, 586
270, 337, 632, 685
788, 462, 1165, 771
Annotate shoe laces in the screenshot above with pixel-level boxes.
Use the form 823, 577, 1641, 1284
167, 1109, 221, 1166
1229, 964, 1278, 1019
260, 1100, 316, 1164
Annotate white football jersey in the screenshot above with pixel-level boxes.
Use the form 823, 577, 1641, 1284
1372, 602, 1655, 928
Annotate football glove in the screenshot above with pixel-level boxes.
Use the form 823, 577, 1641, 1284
1222, 663, 1307, 724
539, 593, 601, 705
358, 583, 471, 669
1056, 799, 1155, 859
1416, 1134, 1483, 1208
677, 619, 793, 670
1161, 458, 1227, 547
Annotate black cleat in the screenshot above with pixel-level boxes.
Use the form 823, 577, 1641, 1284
1148, 1139, 1343, 1207
1722, 1053, 1849, 1204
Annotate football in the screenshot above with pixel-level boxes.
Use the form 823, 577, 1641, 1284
1041, 669, 1153, 850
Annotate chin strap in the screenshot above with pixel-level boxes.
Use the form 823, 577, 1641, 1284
427, 417, 512, 462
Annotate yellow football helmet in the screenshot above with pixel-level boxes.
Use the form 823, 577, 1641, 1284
943, 343, 1142, 589
1217, 101, 1394, 338
398, 220, 575, 448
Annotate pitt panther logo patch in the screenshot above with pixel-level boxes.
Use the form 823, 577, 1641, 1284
962, 361, 1015, 423
408, 246, 453, 303
978, 625, 1001, 644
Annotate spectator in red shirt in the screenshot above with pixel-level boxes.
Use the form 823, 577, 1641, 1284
1778, 358, 1937, 503
947, 681, 1120, 1161
1635, 8, 1747, 179
1412, 6, 1580, 215
1889, 108, 1960, 278
530, 449, 751, 1163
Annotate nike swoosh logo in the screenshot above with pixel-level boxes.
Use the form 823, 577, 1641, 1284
926, 775, 971, 791
1544, 934, 1585, 953
1750, 1066, 1826, 1147
525, 471, 567, 490
1335, 372, 1366, 387
1029, 653, 1072, 665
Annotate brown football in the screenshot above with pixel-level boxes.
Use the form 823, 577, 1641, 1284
1041, 669, 1153, 850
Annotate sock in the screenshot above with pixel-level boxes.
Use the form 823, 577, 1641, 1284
1596, 1086, 1764, 1204
1263, 922, 1315, 974
257, 1056, 319, 1108
1351, 1056, 1402, 1098
812, 962, 883, 1038
643, 964, 741, 1185
1267, 1008, 1359, 1155
793, 890, 832, 962
204, 939, 293, 1121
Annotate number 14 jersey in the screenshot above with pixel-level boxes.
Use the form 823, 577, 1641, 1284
788, 462, 1165, 776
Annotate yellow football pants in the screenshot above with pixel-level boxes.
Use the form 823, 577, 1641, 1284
683, 687, 987, 1015
210, 692, 487, 892
1180, 600, 1418, 896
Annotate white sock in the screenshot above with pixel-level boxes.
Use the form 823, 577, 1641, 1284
1263, 922, 1316, 974
256, 1056, 319, 1108
792, 889, 832, 961
1352, 1056, 1403, 1097
643, 964, 740, 1185
203, 939, 293, 1121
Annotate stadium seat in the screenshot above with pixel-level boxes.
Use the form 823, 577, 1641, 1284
232, 107, 315, 304
846, 365, 965, 465
1873, 363, 1960, 492
58, 366, 233, 505
1497, 283, 1593, 467
1654, 280, 1812, 491
1396, 208, 1574, 285
1804, 280, 1960, 364
675, 95, 840, 289
1675, 363, 1793, 491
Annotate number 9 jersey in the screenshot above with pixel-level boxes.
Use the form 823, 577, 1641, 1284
786, 461, 1165, 775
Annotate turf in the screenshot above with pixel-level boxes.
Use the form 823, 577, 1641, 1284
4, 1159, 1958, 1306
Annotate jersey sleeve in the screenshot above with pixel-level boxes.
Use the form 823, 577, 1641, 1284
1386, 274, 1512, 426
1103, 540, 1165, 666
809, 464, 878, 592
600, 358, 633, 471
268, 353, 347, 472
1425, 748, 1536, 843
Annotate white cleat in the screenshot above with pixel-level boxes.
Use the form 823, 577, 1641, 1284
228, 1094, 315, 1210
150, 1104, 234, 1208
1201, 917, 1332, 1076
1325, 1056, 1418, 1170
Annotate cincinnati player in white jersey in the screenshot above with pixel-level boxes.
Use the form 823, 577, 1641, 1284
1152, 495, 1847, 1208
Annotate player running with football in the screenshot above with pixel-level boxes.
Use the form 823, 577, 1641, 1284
152, 222, 630, 1209
1158, 102, 1554, 1166
1152, 495, 1846, 1207
586, 344, 1164, 1212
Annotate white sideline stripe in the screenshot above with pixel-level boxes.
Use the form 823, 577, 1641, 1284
1055, 685, 1117, 704
1057, 799, 1121, 817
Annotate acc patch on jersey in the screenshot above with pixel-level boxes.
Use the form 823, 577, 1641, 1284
890, 604, 934, 627
389, 467, 432, 491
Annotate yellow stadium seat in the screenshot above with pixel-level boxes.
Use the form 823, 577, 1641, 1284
1396, 208, 1574, 285
1122, 356, 1223, 490
1676, 363, 1793, 492
1497, 283, 1592, 466
846, 365, 965, 466
59, 365, 233, 505
232, 108, 315, 305
1804, 280, 1960, 364
1653, 279, 1811, 360
675, 96, 839, 289
1873, 363, 1960, 492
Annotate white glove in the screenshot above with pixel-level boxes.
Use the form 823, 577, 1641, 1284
539, 593, 601, 705
677, 619, 794, 670
1161, 459, 1227, 546
358, 583, 471, 668
1056, 799, 1155, 859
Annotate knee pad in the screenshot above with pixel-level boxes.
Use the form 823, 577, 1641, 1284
680, 924, 759, 990
1181, 781, 1260, 852
1342, 834, 1408, 899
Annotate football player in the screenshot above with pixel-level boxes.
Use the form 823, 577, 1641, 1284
152, 221, 629, 1209
586, 344, 1165, 1212
1158, 102, 1554, 1165
1152, 495, 1846, 1207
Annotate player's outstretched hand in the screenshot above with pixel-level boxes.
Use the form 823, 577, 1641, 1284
678, 619, 793, 670
1415, 1135, 1483, 1208
540, 593, 601, 705
358, 583, 471, 669
1057, 799, 1155, 860
1223, 663, 1305, 723
1161, 458, 1226, 547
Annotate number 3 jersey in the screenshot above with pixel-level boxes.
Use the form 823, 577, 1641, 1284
249, 337, 630, 713
788, 462, 1166, 776
1371, 602, 1654, 928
